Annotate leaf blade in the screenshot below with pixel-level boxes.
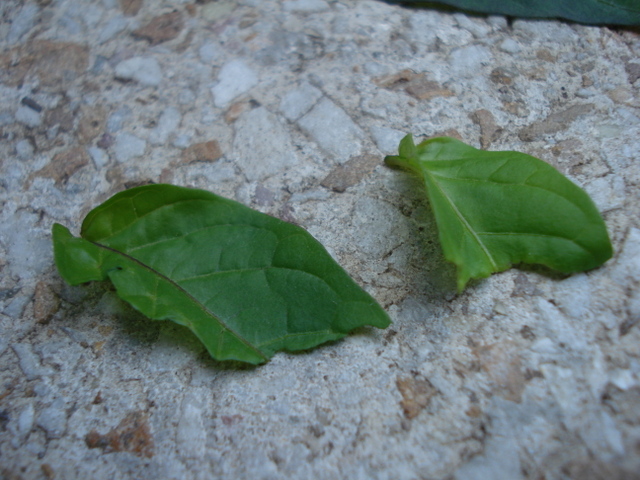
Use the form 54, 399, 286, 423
386, 135, 613, 291
390, 0, 640, 25
53, 184, 390, 364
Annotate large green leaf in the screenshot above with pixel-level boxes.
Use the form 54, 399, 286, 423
52, 184, 390, 364
389, 0, 640, 25
385, 135, 613, 291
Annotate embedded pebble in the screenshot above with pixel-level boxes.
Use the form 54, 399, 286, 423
15, 106, 42, 127
279, 82, 323, 122
114, 57, 163, 86
7, 3, 39, 44
88, 146, 109, 168
370, 126, 405, 154
149, 107, 181, 145
449, 45, 492, 78
113, 133, 146, 162
15, 139, 34, 160
283, 0, 330, 13
98, 16, 128, 44
211, 59, 258, 108
297, 97, 363, 162
11, 343, 53, 381
499, 38, 522, 54
232, 107, 298, 181
37, 399, 67, 440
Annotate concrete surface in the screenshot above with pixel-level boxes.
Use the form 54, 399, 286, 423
1, 0, 640, 478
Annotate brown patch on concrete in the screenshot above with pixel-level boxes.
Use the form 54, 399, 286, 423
374, 69, 453, 101
85, 411, 154, 458
28, 147, 89, 187
321, 154, 379, 193
396, 374, 437, 419
120, 0, 143, 16
0, 41, 89, 91
473, 342, 526, 403
518, 104, 594, 142
77, 105, 107, 144
132, 11, 184, 45
180, 140, 223, 164
470, 109, 503, 148
33, 281, 59, 324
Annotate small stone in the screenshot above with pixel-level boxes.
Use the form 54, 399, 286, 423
470, 109, 503, 148
282, 0, 330, 13
149, 107, 181, 145
254, 184, 275, 206
499, 38, 522, 54
97, 133, 115, 149
44, 104, 75, 133
11, 343, 53, 381
625, 62, 640, 84
132, 11, 184, 45
78, 105, 107, 144
106, 106, 132, 133
449, 45, 492, 78
489, 67, 515, 85
120, 0, 143, 16
396, 375, 437, 419
225, 100, 259, 123
113, 133, 146, 162
374, 70, 452, 101
370, 126, 405, 154
88, 147, 109, 168
181, 140, 223, 164
211, 59, 258, 108
115, 57, 163, 87
33, 281, 59, 324
321, 154, 380, 193
98, 16, 128, 44
27, 147, 90, 187
279, 82, 323, 122
297, 97, 363, 162
199, 42, 222, 64
7, 3, 39, 44
15, 139, 35, 160
233, 107, 298, 180
15, 106, 42, 128
37, 398, 67, 439
518, 103, 594, 142
454, 13, 490, 38
85, 411, 154, 458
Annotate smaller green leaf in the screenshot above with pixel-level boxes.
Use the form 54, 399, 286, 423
386, 135, 613, 291
53, 184, 390, 364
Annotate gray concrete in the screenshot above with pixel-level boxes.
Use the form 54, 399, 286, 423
1, 0, 639, 478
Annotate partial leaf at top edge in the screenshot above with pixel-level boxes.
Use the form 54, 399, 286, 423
52, 184, 390, 364
388, 0, 640, 25
385, 135, 613, 292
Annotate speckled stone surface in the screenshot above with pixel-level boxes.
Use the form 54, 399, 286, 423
1, 1, 639, 479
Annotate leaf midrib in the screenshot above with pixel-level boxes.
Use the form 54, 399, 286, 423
423, 167, 499, 270
87, 238, 268, 362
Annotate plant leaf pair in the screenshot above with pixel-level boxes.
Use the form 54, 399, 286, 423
52, 185, 390, 364
385, 135, 613, 291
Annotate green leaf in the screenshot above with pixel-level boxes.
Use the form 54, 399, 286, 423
389, 0, 640, 25
52, 184, 390, 364
385, 135, 613, 292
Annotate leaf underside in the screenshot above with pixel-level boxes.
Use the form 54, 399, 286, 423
390, 0, 640, 25
53, 185, 390, 364
385, 135, 613, 292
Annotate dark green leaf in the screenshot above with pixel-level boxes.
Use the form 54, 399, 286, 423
52, 184, 390, 364
389, 0, 640, 25
386, 135, 613, 292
